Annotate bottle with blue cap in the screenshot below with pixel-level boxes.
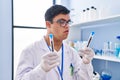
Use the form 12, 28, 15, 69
115, 36, 120, 58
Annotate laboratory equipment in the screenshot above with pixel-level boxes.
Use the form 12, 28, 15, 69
87, 32, 95, 47
49, 34, 54, 52
101, 60, 112, 80
103, 41, 114, 57
115, 36, 120, 58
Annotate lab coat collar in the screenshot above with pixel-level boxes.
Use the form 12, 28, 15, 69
40, 36, 65, 52
39, 37, 51, 52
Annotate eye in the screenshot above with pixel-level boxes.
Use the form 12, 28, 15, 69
59, 20, 66, 24
57, 19, 66, 24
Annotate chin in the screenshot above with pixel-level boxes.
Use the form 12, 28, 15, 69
63, 36, 68, 40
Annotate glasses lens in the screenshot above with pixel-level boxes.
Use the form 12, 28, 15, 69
67, 20, 73, 25
57, 19, 73, 27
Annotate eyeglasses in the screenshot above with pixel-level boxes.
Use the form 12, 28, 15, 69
52, 19, 73, 27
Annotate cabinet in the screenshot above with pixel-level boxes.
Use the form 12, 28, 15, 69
68, 15, 120, 62
68, 15, 120, 79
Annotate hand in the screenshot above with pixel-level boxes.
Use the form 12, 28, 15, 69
78, 47, 95, 64
40, 52, 60, 72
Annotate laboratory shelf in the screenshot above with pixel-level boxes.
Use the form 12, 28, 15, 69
71, 15, 120, 28
94, 55, 120, 62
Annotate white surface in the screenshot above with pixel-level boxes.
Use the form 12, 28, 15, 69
71, 15, 120, 28
13, 0, 52, 27
14, 28, 46, 79
94, 55, 120, 62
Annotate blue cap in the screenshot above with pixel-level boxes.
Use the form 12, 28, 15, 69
49, 34, 53, 39
91, 32, 95, 36
116, 36, 120, 40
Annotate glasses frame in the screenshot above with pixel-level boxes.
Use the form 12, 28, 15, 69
52, 19, 73, 27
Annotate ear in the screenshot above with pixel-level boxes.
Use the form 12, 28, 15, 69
46, 21, 51, 28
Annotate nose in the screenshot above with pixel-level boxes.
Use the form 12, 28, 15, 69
64, 23, 70, 28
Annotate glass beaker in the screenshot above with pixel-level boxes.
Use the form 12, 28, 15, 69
101, 69, 112, 80
101, 60, 112, 80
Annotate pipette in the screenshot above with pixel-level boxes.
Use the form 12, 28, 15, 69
86, 32, 95, 47
49, 34, 54, 52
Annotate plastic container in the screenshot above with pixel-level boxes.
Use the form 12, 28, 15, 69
89, 6, 97, 21
101, 71, 112, 80
80, 10, 86, 23
115, 36, 120, 58
101, 61, 112, 80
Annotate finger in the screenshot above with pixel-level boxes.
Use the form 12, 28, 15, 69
47, 53, 59, 57
48, 55, 59, 60
79, 49, 88, 54
49, 55, 60, 61
79, 49, 85, 53
80, 48, 92, 55
84, 54, 91, 59
48, 58, 60, 65
49, 62, 59, 69
43, 53, 58, 60
84, 47, 91, 51
78, 52, 84, 56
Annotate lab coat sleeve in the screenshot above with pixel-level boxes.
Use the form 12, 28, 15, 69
73, 50, 93, 80
15, 49, 47, 80
77, 61, 93, 80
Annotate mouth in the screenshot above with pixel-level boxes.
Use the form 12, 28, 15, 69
64, 30, 69, 33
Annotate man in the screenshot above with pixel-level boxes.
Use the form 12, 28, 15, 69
15, 5, 94, 80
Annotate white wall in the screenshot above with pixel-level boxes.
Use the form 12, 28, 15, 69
0, 0, 12, 80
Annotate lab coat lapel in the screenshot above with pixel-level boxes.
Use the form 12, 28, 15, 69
54, 67, 61, 80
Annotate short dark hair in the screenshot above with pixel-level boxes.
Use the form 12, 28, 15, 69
45, 5, 70, 22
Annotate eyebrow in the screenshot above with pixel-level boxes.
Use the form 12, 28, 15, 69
58, 18, 71, 21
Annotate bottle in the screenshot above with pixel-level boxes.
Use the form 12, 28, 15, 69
70, 9, 75, 24
80, 9, 86, 23
115, 36, 120, 58
103, 41, 112, 56
89, 6, 95, 21
89, 6, 98, 21
94, 7, 99, 20
86, 8, 90, 22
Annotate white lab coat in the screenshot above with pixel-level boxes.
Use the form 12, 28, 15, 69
15, 37, 93, 80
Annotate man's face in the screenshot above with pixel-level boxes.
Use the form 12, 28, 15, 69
48, 14, 72, 41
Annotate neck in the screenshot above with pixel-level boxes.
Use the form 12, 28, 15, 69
44, 35, 63, 51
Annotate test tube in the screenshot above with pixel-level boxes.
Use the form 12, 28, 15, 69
49, 34, 54, 52
86, 32, 95, 47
